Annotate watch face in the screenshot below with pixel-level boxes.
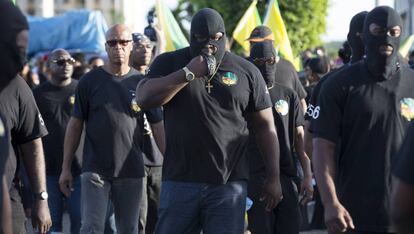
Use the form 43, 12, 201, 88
186, 73, 194, 81
41, 192, 49, 200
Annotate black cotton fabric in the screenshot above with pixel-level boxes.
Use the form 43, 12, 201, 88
33, 80, 82, 176
72, 68, 162, 178
0, 76, 48, 187
248, 85, 304, 177
275, 58, 307, 99
144, 47, 271, 184
312, 61, 414, 232
393, 122, 414, 185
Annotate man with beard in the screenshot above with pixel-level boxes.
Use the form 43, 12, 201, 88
33, 49, 81, 233
247, 41, 313, 234
59, 24, 163, 233
247, 25, 307, 113
312, 6, 414, 233
130, 33, 166, 234
0, 1, 52, 233
136, 8, 282, 233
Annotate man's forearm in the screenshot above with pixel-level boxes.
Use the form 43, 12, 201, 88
20, 138, 46, 194
62, 117, 83, 171
304, 121, 313, 159
295, 126, 312, 178
136, 70, 189, 110
2, 177, 12, 234
312, 138, 339, 205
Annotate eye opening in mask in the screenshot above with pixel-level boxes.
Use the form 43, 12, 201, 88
253, 57, 276, 66
52, 58, 76, 66
369, 23, 401, 37
194, 32, 224, 42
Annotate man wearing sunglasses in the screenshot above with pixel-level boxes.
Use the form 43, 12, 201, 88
33, 49, 81, 233
60, 24, 162, 233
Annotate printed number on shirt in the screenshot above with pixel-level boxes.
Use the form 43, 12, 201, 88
307, 104, 320, 119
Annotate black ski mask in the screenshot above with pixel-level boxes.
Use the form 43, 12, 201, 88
363, 6, 402, 80
250, 41, 277, 88
347, 11, 368, 64
0, 0, 29, 86
190, 8, 226, 66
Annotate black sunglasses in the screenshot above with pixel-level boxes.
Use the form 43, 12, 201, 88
52, 58, 75, 66
106, 40, 132, 47
253, 57, 276, 66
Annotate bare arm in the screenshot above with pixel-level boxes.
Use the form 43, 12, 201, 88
300, 98, 307, 114
313, 137, 354, 232
249, 108, 282, 211
304, 121, 313, 159
19, 138, 52, 233
1, 177, 12, 234
295, 126, 313, 204
136, 55, 207, 110
391, 177, 414, 234
59, 117, 83, 197
150, 121, 166, 155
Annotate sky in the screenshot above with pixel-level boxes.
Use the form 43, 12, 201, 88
135, 0, 395, 43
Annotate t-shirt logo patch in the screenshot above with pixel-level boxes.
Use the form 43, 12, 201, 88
131, 98, 141, 113
221, 72, 238, 86
0, 119, 4, 137
275, 100, 289, 116
68, 95, 75, 105
400, 98, 414, 121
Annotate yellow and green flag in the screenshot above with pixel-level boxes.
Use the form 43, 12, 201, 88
155, 0, 189, 52
399, 34, 414, 58
263, 0, 300, 70
232, 0, 261, 53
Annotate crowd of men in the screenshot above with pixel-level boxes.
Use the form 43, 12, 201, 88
1, 1, 414, 234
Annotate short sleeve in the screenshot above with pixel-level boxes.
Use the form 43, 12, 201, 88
311, 78, 344, 143
246, 67, 272, 113
13, 79, 48, 144
145, 107, 163, 124
393, 122, 414, 185
146, 53, 174, 79
72, 78, 89, 120
305, 81, 323, 121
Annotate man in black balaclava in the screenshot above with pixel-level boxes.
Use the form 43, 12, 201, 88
312, 6, 414, 234
136, 8, 282, 233
0, 1, 52, 233
247, 41, 313, 234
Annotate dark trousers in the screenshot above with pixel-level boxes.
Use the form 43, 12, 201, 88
139, 166, 162, 234
248, 174, 300, 234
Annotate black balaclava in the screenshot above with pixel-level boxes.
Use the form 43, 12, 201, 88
363, 6, 402, 80
250, 41, 277, 88
347, 11, 368, 63
0, 0, 29, 86
190, 8, 226, 64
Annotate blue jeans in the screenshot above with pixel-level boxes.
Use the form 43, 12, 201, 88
47, 175, 81, 234
155, 180, 247, 234
80, 172, 143, 234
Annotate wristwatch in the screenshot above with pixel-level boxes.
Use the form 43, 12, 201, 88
34, 191, 49, 200
183, 66, 195, 82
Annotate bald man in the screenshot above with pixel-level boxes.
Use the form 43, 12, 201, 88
33, 49, 81, 233
59, 24, 163, 233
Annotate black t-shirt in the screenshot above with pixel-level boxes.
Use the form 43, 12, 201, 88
145, 47, 271, 184
393, 121, 414, 185
248, 85, 304, 177
275, 58, 307, 100
313, 61, 414, 232
72, 67, 162, 178
0, 76, 48, 203
33, 80, 81, 176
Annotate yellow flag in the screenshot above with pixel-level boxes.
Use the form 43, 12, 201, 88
399, 34, 414, 58
264, 0, 299, 70
232, 0, 261, 53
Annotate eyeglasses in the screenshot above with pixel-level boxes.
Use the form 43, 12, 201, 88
106, 40, 132, 47
52, 58, 75, 66
253, 57, 276, 66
